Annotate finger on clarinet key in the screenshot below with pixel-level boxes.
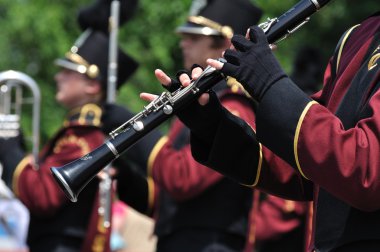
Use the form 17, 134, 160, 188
155, 69, 172, 86
206, 58, 224, 70
140, 93, 158, 102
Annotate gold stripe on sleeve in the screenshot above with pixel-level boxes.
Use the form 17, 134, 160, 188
251, 143, 263, 187
147, 177, 155, 212
241, 126, 263, 188
294, 101, 318, 180
12, 155, 33, 196
147, 136, 169, 177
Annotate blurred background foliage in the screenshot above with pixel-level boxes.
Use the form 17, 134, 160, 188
0, 0, 377, 149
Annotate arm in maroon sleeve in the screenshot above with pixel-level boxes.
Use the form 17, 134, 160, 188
149, 120, 223, 201
254, 194, 308, 241
12, 126, 105, 216
257, 84, 380, 211
255, 18, 380, 211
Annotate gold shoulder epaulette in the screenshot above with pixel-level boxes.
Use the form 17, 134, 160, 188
64, 103, 102, 127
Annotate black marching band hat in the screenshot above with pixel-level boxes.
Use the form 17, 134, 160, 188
77, 0, 138, 34
55, 0, 139, 91
54, 29, 138, 91
176, 0, 263, 39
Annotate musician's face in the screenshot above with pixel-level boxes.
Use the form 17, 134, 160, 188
179, 33, 228, 70
54, 69, 102, 109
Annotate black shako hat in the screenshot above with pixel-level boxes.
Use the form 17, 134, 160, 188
77, 0, 138, 34
176, 0, 263, 38
54, 29, 138, 90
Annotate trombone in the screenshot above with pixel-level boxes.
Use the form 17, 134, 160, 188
0, 70, 41, 166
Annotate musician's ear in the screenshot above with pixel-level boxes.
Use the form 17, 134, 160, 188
85, 79, 102, 95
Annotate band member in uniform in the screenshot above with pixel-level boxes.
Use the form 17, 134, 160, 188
0, 28, 160, 252
119, 0, 260, 251
119, 0, 307, 251
168, 11, 380, 252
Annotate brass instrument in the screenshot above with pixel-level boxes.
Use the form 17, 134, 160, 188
0, 70, 41, 166
51, 0, 333, 202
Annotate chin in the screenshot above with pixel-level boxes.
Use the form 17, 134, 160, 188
55, 94, 63, 103
55, 95, 68, 107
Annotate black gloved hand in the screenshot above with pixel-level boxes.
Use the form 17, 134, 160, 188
0, 134, 26, 187
166, 67, 226, 148
221, 26, 287, 101
176, 90, 225, 146
160, 68, 191, 93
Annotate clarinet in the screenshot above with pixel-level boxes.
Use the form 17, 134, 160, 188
51, 0, 332, 202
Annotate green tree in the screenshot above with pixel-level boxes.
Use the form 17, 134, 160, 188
0, 0, 377, 150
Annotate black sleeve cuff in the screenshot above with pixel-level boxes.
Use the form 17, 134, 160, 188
177, 90, 224, 149
256, 77, 312, 168
191, 108, 262, 186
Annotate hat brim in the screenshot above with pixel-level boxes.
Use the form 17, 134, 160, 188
54, 58, 88, 76
175, 22, 222, 36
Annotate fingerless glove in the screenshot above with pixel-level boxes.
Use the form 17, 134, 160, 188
221, 26, 287, 101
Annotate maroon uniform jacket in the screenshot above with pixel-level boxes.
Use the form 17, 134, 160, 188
12, 103, 111, 252
189, 14, 380, 252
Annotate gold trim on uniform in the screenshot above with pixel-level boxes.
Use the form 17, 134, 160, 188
64, 103, 102, 127
147, 136, 169, 177
53, 135, 91, 156
239, 126, 263, 187
224, 101, 263, 187
240, 142, 263, 188
336, 24, 360, 74
294, 101, 318, 180
147, 177, 155, 213
368, 52, 380, 71
12, 155, 34, 197
146, 136, 168, 213
78, 104, 102, 126
251, 143, 263, 187
188, 16, 233, 39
